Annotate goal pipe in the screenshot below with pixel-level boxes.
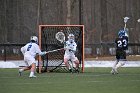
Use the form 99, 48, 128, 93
38, 25, 85, 73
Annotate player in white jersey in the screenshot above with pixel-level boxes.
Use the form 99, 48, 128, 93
64, 34, 79, 72
19, 36, 46, 78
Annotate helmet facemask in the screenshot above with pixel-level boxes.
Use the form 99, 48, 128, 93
68, 34, 75, 43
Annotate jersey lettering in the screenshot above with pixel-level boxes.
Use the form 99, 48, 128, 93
115, 36, 128, 50
27, 44, 32, 51
117, 40, 122, 48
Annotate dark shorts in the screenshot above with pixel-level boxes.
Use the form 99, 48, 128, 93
116, 49, 126, 60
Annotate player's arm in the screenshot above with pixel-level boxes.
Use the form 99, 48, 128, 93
35, 44, 47, 56
21, 46, 26, 55
64, 41, 69, 50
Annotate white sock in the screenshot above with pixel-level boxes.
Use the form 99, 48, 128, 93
112, 61, 118, 69
115, 62, 123, 73
19, 69, 24, 72
30, 71, 34, 76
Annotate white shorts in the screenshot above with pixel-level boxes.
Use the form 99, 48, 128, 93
24, 55, 36, 66
64, 54, 78, 62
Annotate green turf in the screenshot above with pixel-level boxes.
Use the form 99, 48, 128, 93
0, 67, 140, 93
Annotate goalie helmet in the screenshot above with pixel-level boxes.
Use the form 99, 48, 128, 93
68, 34, 75, 43
30, 36, 38, 43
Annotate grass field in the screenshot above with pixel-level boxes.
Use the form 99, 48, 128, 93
0, 67, 140, 93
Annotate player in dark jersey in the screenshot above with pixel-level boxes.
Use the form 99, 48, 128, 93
111, 29, 128, 74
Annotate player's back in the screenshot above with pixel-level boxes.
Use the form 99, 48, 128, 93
23, 42, 40, 57
115, 37, 123, 50
122, 36, 128, 50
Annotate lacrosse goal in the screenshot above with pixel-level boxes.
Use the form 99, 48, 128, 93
38, 25, 84, 73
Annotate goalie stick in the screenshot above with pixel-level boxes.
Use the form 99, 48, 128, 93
55, 31, 65, 43
43, 31, 66, 54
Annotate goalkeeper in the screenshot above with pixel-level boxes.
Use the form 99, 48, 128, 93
19, 36, 47, 78
64, 34, 80, 72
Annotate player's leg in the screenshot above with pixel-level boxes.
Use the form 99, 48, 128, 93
112, 59, 119, 70
111, 50, 120, 74
19, 66, 31, 76
25, 57, 37, 78
18, 60, 31, 76
29, 63, 37, 78
114, 60, 126, 74
111, 59, 119, 74
72, 56, 80, 73
114, 50, 126, 74
64, 56, 72, 72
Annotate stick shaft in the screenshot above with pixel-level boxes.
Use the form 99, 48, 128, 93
46, 48, 64, 53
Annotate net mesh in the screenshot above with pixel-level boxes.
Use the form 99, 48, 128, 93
38, 25, 84, 72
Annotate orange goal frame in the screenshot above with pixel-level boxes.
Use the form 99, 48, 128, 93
38, 25, 85, 73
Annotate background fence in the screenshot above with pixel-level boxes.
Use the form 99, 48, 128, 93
0, 43, 140, 61
0, 0, 140, 59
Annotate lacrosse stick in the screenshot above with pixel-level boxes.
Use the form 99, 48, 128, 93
123, 17, 130, 37
45, 31, 65, 53
46, 48, 64, 53
137, 19, 140, 23
123, 17, 129, 31
55, 31, 65, 43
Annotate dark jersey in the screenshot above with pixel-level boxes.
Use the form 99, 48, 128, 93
115, 36, 128, 50
115, 36, 128, 60
122, 36, 128, 50
115, 38, 123, 50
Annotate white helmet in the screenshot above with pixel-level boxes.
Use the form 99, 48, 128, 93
68, 34, 75, 43
30, 36, 38, 43
68, 34, 74, 39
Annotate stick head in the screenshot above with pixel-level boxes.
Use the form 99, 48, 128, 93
124, 17, 130, 23
137, 19, 140, 22
55, 32, 65, 43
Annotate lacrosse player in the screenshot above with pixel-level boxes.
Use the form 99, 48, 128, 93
111, 29, 128, 74
64, 34, 80, 73
19, 36, 46, 78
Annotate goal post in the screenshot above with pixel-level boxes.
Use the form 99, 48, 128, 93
38, 25, 84, 73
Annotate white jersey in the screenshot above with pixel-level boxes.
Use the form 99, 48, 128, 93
64, 40, 77, 56
21, 42, 42, 58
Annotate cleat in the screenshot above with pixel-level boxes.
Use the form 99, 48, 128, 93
114, 68, 119, 74
75, 68, 80, 73
111, 69, 116, 75
18, 69, 22, 76
69, 69, 73, 73
29, 75, 37, 78
111, 68, 119, 75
